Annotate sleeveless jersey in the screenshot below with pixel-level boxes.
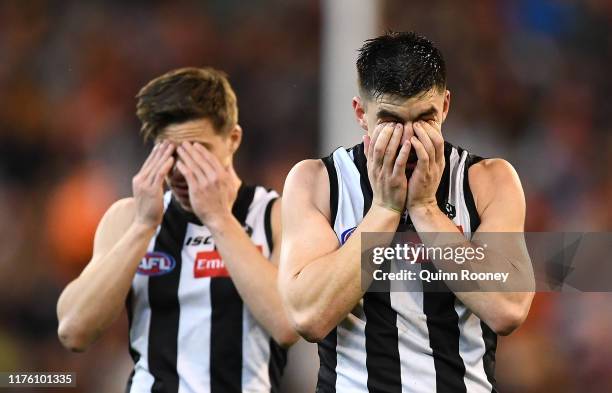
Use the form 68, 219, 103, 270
125, 185, 286, 393
316, 142, 497, 393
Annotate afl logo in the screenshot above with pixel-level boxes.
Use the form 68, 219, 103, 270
138, 252, 176, 276
340, 227, 357, 245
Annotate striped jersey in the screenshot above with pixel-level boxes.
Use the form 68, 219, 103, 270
316, 142, 497, 393
125, 185, 287, 393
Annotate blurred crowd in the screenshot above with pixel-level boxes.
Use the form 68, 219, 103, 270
384, 0, 612, 392
0, 0, 611, 392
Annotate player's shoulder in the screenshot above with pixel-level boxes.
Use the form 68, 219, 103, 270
98, 197, 137, 231
284, 159, 331, 218
469, 158, 521, 186
286, 159, 327, 185
106, 197, 136, 216
285, 159, 328, 189
468, 158, 524, 212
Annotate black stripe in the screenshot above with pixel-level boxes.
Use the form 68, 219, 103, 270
318, 154, 340, 392
124, 370, 135, 393
353, 143, 403, 393
480, 321, 498, 392
315, 329, 338, 393
125, 289, 138, 392
322, 154, 339, 224
268, 338, 288, 393
436, 142, 454, 212
423, 144, 467, 393
422, 288, 466, 393
352, 144, 373, 210
462, 151, 497, 392
264, 197, 278, 252
262, 192, 288, 393
148, 200, 188, 393
210, 184, 255, 393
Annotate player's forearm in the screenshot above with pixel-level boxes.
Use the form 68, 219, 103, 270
207, 215, 298, 347
410, 204, 534, 335
56, 222, 156, 351
282, 204, 400, 342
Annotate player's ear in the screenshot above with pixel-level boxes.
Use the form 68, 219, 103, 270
441, 90, 451, 123
228, 124, 242, 154
353, 96, 368, 131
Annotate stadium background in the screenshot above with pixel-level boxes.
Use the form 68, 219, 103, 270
1, 0, 611, 392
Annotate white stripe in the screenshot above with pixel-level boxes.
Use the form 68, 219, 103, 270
448, 147, 461, 205
391, 268, 437, 393
455, 151, 471, 236
455, 301, 492, 393
128, 274, 154, 392
129, 193, 172, 393
335, 310, 369, 392
241, 307, 272, 392
240, 186, 278, 391
176, 223, 212, 393
452, 155, 490, 392
332, 148, 363, 243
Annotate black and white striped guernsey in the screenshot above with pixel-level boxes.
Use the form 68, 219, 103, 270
317, 142, 498, 393
125, 184, 287, 393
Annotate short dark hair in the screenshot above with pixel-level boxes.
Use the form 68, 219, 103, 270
356, 31, 446, 100
136, 67, 238, 141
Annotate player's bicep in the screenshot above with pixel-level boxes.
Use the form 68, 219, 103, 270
471, 159, 525, 233
470, 159, 529, 267
279, 160, 340, 279
84, 198, 136, 272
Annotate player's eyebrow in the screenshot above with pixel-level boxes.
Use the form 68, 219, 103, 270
376, 109, 406, 123
413, 106, 438, 120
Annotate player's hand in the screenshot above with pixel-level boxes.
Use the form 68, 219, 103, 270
364, 122, 412, 214
132, 141, 175, 228
175, 142, 234, 228
407, 120, 445, 212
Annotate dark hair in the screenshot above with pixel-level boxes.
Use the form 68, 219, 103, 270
356, 31, 446, 99
136, 67, 238, 141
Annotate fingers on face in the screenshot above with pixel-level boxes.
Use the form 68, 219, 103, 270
140, 142, 163, 178
383, 123, 404, 172
177, 143, 206, 183
154, 155, 175, 186
193, 142, 223, 173
147, 142, 175, 186
372, 122, 397, 165
175, 160, 195, 186
411, 135, 429, 170
422, 120, 445, 165
393, 139, 412, 177
367, 122, 387, 161
413, 122, 436, 165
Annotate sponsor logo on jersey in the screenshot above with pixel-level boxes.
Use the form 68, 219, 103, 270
184, 225, 253, 247
340, 227, 357, 245
194, 250, 229, 278
138, 252, 176, 276
444, 201, 456, 219
194, 245, 263, 278
185, 235, 213, 246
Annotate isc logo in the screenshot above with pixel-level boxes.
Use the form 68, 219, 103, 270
138, 252, 176, 276
194, 251, 229, 278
